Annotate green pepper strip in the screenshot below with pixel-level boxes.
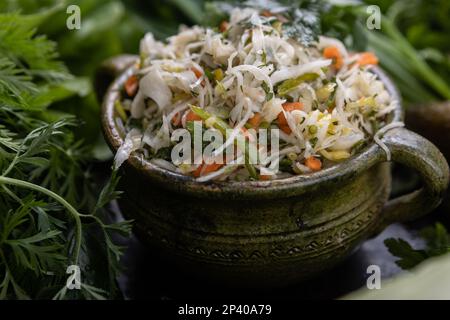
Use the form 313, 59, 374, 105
277, 73, 320, 96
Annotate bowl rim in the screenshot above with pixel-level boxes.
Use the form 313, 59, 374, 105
102, 65, 402, 199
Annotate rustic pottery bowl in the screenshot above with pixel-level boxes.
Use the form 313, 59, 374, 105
98, 56, 449, 287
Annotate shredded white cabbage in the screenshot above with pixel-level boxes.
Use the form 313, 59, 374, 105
114, 7, 399, 181
114, 129, 141, 170
374, 121, 405, 161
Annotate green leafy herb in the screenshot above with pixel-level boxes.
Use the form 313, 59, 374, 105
0, 10, 131, 300
385, 223, 450, 270
261, 81, 273, 101
280, 1, 324, 46
205, 0, 327, 46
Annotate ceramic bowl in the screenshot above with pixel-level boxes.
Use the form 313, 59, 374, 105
98, 56, 449, 286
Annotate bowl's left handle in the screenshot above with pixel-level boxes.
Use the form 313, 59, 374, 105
94, 55, 139, 102
376, 127, 449, 232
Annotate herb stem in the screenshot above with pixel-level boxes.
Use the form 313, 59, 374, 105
0, 176, 83, 265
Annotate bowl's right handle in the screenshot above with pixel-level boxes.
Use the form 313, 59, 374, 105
94, 54, 139, 102
375, 127, 449, 232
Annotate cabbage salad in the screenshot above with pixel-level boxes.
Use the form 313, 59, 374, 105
113, 7, 400, 182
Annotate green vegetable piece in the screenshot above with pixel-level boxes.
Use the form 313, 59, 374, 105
204, 68, 214, 81
279, 157, 294, 173
245, 142, 258, 180
308, 125, 318, 134
114, 100, 128, 122
259, 121, 271, 129
278, 73, 319, 96
190, 105, 228, 135
261, 81, 273, 101
213, 68, 224, 81
309, 137, 318, 148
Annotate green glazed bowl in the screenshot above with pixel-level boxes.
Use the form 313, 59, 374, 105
98, 56, 449, 287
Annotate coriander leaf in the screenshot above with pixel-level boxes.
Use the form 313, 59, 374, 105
205, 0, 327, 46
385, 223, 450, 270
384, 238, 428, 269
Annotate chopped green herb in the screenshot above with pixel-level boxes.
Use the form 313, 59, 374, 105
309, 137, 318, 147
205, 68, 214, 81
261, 81, 274, 101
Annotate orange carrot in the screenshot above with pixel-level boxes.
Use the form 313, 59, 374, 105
323, 46, 343, 70
277, 102, 303, 132
305, 156, 322, 172
259, 174, 272, 181
248, 112, 262, 128
357, 52, 379, 66
323, 46, 340, 59
193, 165, 203, 177
125, 75, 139, 97
186, 110, 202, 122
191, 67, 206, 86
240, 127, 256, 142
191, 67, 203, 79
171, 113, 181, 126
261, 10, 273, 17
279, 124, 292, 134
193, 163, 223, 177
282, 102, 303, 112
219, 21, 229, 33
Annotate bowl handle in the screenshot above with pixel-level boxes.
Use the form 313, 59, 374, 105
94, 54, 139, 102
375, 127, 449, 232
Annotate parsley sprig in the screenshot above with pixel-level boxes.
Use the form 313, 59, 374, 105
385, 223, 450, 270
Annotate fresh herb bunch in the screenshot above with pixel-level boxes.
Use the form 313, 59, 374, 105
204, 0, 327, 46
385, 223, 450, 270
0, 11, 131, 299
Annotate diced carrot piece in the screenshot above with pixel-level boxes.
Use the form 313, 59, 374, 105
193, 163, 223, 177
186, 110, 202, 122
125, 75, 139, 97
240, 127, 256, 142
279, 124, 292, 134
259, 174, 272, 181
305, 156, 322, 172
261, 10, 273, 17
193, 165, 203, 177
336, 58, 344, 69
191, 67, 206, 86
203, 163, 223, 175
248, 112, 262, 128
282, 102, 303, 112
171, 112, 181, 126
191, 67, 203, 79
323, 46, 343, 70
323, 46, 340, 59
219, 21, 229, 33
357, 52, 379, 66
278, 102, 303, 129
